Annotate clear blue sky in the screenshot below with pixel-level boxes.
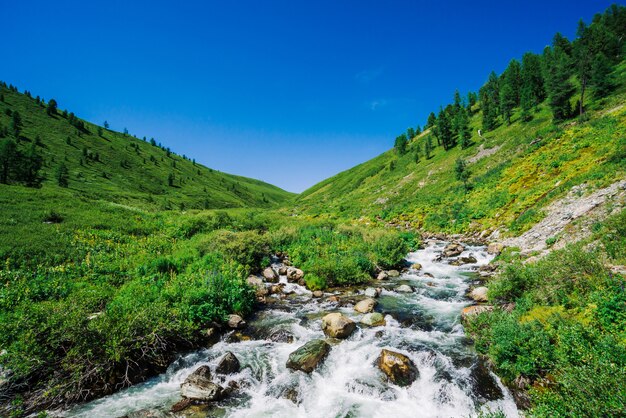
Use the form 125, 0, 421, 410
2, 0, 617, 192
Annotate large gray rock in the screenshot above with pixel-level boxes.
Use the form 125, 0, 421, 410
262, 267, 278, 282
354, 298, 376, 313
387, 270, 400, 278
321, 312, 356, 339
378, 349, 419, 387
215, 352, 240, 375
377, 271, 389, 280
181, 366, 224, 401
443, 243, 464, 258
227, 314, 246, 329
395, 284, 413, 293
286, 267, 304, 282
286, 339, 330, 373
364, 287, 381, 298
247, 275, 264, 287
360, 312, 386, 327
487, 242, 504, 255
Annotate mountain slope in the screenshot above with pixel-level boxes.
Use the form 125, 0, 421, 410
0, 85, 294, 209
296, 63, 626, 239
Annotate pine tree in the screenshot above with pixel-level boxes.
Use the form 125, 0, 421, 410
47, 98, 58, 116
499, 83, 516, 124
454, 158, 470, 191
455, 106, 471, 148
394, 134, 408, 155
104, 120, 109, 129
467, 92, 478, 113
591, 52, 613, 98
574, 20, 593, 116
426, 112, 437, 129
56, 163, 69, 187
406, 127, 415, 140
435, 108, 453, 150
0, 139, 17, 184
11, 111, 22, 138
20, 142, 43, 187
414, 143, 421, 163
543, 43, 574, 121
479, 72, 500, 131
167, 173, 175, 187
520, 84, 534, 122
424, 136, 433, 159
521, 52, 545, 108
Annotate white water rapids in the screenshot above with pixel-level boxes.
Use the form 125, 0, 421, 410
62, 242, 519, 418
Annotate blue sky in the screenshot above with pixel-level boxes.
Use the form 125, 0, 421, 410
2, 1, 617, 192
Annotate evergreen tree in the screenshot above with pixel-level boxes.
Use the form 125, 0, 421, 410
501, 59, 522, 105
20, 142, 43, 187
11, 111, 22, 138
167, 172, 175, 187
499, 83, 516, 124
47, 98, 58, 116
455, 106, 471, 149
521, 52, 545, 108
435, 107, 454, 150
454, 158, 470, 191
104, 120, 110, 129
543, 42, 574, 121
467, 92, 478, 113
426, 112, 437, 129
574, 20, 593, 116
424, 136, 433, 159
479, 72, 500, 131
0, 139, 17, 184
415, 125, 421, 135
414, 143, 421, 163
394, 133, 408, 155
591, 52, 613, 97
97, 126, 103, 136
407, 127, 415, 140
520, 84, 534, 122
56, 163, 69, 187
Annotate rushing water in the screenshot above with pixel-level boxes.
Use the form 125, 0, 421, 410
63, 242, 519, 418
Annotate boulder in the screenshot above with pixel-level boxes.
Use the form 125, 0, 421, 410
286, 267, 304, 282
227, 314, 246, 329
247, 275, 264, 288
354, 298, 376, 313
360, 312, 386, 327
215, 352, 240, 375
181, 366, 224, 401
378, 349, 419, 387
395, 284, 413, 293
312, 290, 324, 298
469, 287, 488, 302
364, 287, 380, 298
487, 242, 504, 255
411, 263, 422, 270
443, 243, 464, 258
269, 329, 294, 343
262, 267, 278, 282
457, 256, 477, 265
286, 339, 330, 373
278, 266, 288, 275
377, 271, 389, 280
321, 312, 356, 339
461, 305, 494, 321
387, 270, 400, 278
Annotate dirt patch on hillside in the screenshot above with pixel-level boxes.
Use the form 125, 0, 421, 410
500, 180, 626, 257
468, 144, 502, 164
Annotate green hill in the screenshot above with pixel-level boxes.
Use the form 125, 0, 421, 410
296, 8, 626, 238
0, 85, 294, 210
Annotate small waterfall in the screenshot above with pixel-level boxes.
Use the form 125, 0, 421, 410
63, 242, 519, 418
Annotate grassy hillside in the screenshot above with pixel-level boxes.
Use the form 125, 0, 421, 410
296, 64, 626, 237
0, 84, 293, 210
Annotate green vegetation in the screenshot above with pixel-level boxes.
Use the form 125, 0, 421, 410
0, 84, 293, 210
466, 209, 626, 417
296, 5, 626, 236
0, 184, 412, 414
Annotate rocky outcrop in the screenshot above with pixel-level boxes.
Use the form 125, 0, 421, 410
321, 312, 356, 339
360, 312, 386, 327
411, 263, 422, 270
215, 352, 240, 375
354, 298, 376, 313
378, 349, 419, 387
268, 329, 294, 343
247, 275, 264, 287
377, 271, 389, 280
312, 290, 324, 298
286, 339, 330, 373
180, 366, 224, 401
387, 270, 400, 278
443, 243, 464, 258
